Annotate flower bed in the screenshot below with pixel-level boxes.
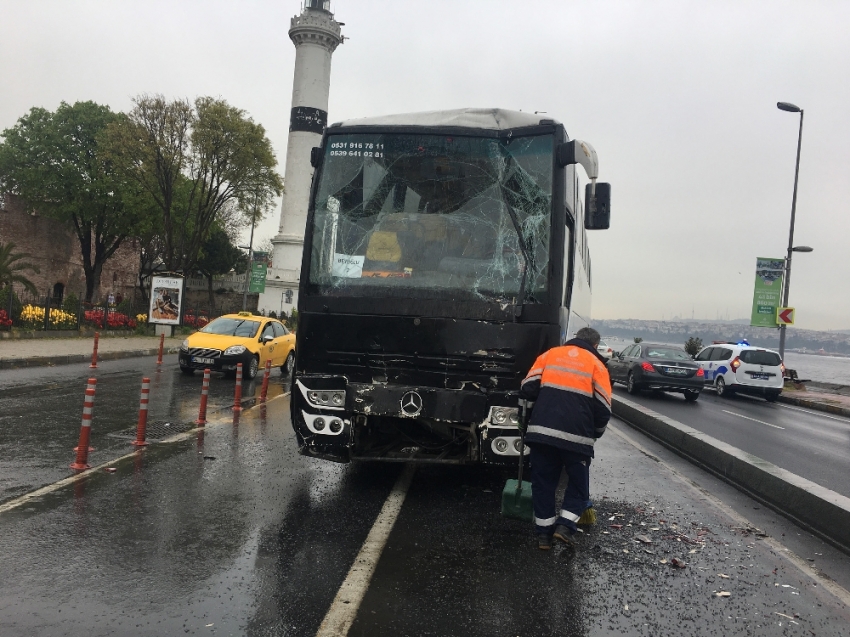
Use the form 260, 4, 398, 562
83, 308, 137, 330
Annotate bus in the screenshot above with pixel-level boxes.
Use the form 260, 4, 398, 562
291, 108, 611, 465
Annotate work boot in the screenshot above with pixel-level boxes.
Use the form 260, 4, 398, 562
553, 524, 577, 548
537, 533, 553, 550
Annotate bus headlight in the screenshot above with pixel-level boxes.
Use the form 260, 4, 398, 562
490, 406, 519, 426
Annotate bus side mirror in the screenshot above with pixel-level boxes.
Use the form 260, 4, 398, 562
585, 182, 611, 230
310, 147, 323, 168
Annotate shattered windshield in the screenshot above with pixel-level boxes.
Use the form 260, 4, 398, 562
308, 132, 553, 303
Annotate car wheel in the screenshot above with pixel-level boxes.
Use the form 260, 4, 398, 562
246, 356, 259, 380
716, 376, 731, 397
684, 390, 700, 402
765, 391, 780, 403
626, 372, 640, 395
282, 351, 295, 377
180, 366, 195, 376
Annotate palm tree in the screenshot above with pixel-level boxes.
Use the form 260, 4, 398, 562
0, 241, 40, 294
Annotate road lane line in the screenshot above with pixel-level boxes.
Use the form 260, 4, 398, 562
777, 403, 850, 424
316, 463, 416, 637
721, 409, 784, 429
0, 391, 291, 515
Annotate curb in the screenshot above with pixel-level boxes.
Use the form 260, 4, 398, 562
778, 394, 850, 418
612, 395, 850, 556
0, 347, 181, 370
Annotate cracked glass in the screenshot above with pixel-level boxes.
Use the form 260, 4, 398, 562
308, 133, 553, 304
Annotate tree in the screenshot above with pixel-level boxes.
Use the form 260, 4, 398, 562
0, 102, 156, 301
196, 227, 243, 307
684, 337, 703, 357
0, 241, 39, 294
633, 337, 643, 343
106, 95, 283, 274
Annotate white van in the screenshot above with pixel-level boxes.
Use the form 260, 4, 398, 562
693, 342, 784, 402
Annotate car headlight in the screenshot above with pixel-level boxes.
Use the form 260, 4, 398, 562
223, 345, 247, 356
180, 339, 189, 352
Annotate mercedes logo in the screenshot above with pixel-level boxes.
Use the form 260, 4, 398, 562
400, 391, 423, 417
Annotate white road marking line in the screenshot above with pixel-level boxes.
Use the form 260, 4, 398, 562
316, 464, 416, 637
777, 403, 850, 424
721, 410, 784, 429
0, 391, 291, 515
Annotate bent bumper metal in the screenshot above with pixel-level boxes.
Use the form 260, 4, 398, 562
293, 378, 527, 465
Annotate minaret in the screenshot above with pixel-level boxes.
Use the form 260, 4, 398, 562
267, 1, 343, 314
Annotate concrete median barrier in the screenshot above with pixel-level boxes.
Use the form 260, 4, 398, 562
613, 394, 850, 555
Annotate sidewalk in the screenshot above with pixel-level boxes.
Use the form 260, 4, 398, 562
0, 334, 183, 369
781, 384, 850, 417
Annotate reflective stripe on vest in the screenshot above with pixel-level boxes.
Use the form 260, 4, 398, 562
527, 425, 596, 447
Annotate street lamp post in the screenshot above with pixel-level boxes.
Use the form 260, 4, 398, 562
776, 101, 806, 360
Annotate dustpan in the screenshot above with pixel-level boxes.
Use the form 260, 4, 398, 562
501, 399, 533, 522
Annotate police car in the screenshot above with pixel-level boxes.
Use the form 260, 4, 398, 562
693, 341, 784, 401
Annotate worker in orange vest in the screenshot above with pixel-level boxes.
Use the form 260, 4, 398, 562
520, 326, 612, 550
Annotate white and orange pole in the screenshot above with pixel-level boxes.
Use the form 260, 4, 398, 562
132, 377, 150, 446
89, 332, 100, 369
70, 378, 97, 470
260, 360, 271, 403
196, 369, 211, 425
233, 363, 243, 412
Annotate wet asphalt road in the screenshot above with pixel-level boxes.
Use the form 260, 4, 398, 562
611, 384, 850, 498
1, 358, 850, 636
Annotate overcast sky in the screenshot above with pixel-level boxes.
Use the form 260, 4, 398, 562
2, 0, 848, 330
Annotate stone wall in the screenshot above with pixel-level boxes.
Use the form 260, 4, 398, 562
0, 193, 139, 301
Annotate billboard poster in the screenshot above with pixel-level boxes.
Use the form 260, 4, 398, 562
750, 257, 785, 327
248, 263, 267, 293
149, 275, 184, 325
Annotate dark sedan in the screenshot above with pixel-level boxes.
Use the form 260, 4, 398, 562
608, 342, 705, 401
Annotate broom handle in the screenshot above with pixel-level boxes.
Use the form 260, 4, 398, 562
515, 399, 529, 494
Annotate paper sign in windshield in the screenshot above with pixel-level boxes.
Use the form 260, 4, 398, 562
332, 253, 364, 278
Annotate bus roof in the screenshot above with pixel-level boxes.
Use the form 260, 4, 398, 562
331, 108, 560, 131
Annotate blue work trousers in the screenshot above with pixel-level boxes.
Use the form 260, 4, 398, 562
530, 443, 590, 535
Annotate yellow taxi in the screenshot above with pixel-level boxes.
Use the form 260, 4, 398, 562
178, 312, 296, 379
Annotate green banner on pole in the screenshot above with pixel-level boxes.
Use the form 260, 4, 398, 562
750, 257, 784, 327
248, 263, 267, 293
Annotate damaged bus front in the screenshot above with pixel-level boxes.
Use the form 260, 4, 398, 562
292, 108, 611, 465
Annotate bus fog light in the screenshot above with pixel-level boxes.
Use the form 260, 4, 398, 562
493, 438, 508, 453
513, 438, 522, 452
329, 418, 343, 433
314, 417, 326, 431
